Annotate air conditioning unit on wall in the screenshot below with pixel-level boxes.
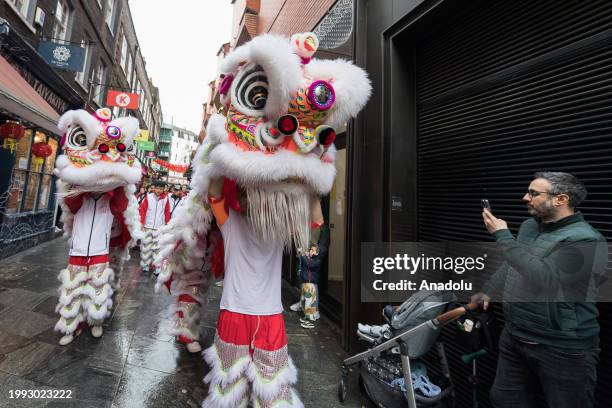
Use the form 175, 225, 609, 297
34, 7, 45, 27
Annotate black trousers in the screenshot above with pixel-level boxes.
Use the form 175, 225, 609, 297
490, 328, 599, 408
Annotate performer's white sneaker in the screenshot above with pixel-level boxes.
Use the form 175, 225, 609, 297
186, 341, 202, 353
289, 302, 302, 312
59, 328, 82, 346
59, 334, 74, 346
91, 326, 103, 338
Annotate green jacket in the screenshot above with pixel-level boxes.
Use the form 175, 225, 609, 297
483, 213, 608, 349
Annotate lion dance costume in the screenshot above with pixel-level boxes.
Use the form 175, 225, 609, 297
54, 108, 143, 345
155, 32, 371, 407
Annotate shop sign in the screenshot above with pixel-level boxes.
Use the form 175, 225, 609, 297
37, 41, 85, 72
137, 140, 155, 151
106, 90, 140, 109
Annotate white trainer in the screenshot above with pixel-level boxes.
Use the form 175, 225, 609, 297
91, 326, 103, 338
59, 334, 74, 346
289, 302, 302, 312
186, 341, 202, 353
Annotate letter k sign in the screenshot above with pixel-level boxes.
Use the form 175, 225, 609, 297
107, 89, 140, 110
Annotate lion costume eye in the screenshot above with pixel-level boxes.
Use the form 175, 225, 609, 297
66, 126, 88, 150
232, 63, 268, 114
126, 143, 134, 153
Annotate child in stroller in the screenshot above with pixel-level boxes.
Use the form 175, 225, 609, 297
339, 290, 478, 408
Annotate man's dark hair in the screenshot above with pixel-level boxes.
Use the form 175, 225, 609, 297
152, 180, 165, 187
534, 171, 587, 208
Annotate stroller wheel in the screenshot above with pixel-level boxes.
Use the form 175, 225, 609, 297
338, 376, 348, 402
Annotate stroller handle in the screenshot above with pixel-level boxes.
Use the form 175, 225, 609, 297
434, 302, 480, 326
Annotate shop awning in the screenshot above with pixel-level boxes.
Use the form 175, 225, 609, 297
0, 55, 60, 135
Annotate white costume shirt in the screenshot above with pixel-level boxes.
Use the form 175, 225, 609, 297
144, 193, 168, 229
169, 195, 185, 219
69, 195, 114, 257
219, 209, 284, 315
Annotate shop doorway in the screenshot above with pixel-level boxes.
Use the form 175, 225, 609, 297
319, 134, 347, 322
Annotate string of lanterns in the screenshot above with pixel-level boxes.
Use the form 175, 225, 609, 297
154, 158, 189, 173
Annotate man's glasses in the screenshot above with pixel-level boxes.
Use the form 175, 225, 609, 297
526, 189, 561, 198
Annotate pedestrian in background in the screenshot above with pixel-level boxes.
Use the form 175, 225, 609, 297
139, 181, 170, 274
169, 184, 185, 219
290, 223, 330, 329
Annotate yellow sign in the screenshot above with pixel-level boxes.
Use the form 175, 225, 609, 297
134, 129, 149, 142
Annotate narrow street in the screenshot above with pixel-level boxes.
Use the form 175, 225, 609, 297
0, 238, 369, 408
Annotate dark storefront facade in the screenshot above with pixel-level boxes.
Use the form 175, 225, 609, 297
349, 0, 612, 406
0, 19, 83, 259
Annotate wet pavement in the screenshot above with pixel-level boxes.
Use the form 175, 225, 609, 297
0, 238, 371, 408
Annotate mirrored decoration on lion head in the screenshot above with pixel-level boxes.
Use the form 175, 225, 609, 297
203, 32, 372, 251
55, 108, 141, 190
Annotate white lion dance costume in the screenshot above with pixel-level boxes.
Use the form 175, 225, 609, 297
54, 108, 143, 345
155, 32, 371, 407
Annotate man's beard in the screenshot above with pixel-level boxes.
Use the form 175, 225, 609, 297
530, 201, 555, 223
245, 186, 312, 252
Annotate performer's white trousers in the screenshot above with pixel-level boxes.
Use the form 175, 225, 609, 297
140, 228, 160, 269
55, 255, 114, 334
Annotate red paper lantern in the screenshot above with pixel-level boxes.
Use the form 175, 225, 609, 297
31, 141, 53, 171
0, 121, 25, 153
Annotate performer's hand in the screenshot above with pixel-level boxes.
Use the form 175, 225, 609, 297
208, 177, 224, 199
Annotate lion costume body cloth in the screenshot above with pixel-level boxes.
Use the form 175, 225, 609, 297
155, 33, 371, 407
54, 108, 143, 338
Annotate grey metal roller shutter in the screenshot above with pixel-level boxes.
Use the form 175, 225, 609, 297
414, 0, 612, 406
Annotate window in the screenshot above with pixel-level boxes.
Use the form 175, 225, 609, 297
142, 97, 148, 119
5, 129, 58, 214
52, 0, 71, 41
125, 51, 133, 80
119, 33, 127, 71
94, 61, 107, 106
105, 0, 116, 30
7, 0, 32, 21
75, 37, 91, 86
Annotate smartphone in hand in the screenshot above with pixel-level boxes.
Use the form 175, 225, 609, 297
481, 199, 491, 210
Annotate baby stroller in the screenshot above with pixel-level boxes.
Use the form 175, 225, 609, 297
338, 290, 478, 408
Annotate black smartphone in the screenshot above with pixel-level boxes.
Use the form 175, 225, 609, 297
481, 199, 491, 210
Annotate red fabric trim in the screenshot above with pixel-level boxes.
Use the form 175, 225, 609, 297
222, 178, 242, 213
177, 334, 194, 344
211, 239, 224, 278
64, 194, 85, 214
109, 187, 128, 216
178, 293, 199, 303
139, 195, 148, 225
164, 198, 171, 224
68, 254, 109, 266
216, 310, 287, 352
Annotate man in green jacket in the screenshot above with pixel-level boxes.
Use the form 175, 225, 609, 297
473, 172, 607, 408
